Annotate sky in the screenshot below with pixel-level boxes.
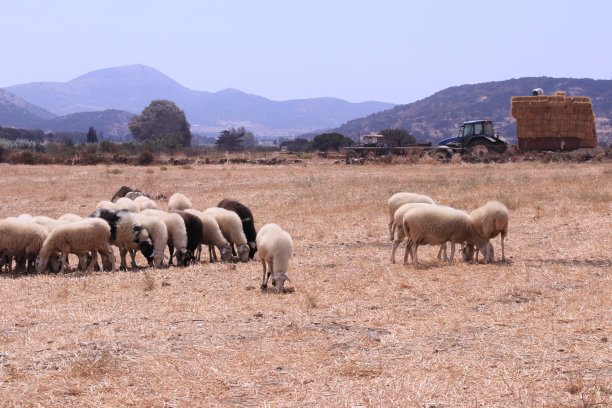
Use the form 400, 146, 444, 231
2, 0, 611, 104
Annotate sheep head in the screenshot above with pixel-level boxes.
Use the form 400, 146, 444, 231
271, 272, 289, 294
237, 243, 250, 262
219, 245, 233, 262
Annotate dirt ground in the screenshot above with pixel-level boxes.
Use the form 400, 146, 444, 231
0, 160, 610, 407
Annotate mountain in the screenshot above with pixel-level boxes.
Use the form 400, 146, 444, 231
0, 89, 132, 139
0, 89, 56, 128
332, 77, 612, 145
6, 64, 394, 136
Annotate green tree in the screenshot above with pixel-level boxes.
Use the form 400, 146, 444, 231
129, 100, 192, 147
86, 126, 98, 144
215, 127, 253, 151
280, 137, 310, 152
379, 128, 416, 146
311, 132, 353, 151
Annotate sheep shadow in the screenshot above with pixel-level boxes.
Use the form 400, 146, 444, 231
525, 258, 612, 268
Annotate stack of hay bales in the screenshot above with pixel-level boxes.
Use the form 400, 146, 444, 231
511, 91, 597, 150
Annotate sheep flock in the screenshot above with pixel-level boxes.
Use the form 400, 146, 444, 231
0, 186, 509, 294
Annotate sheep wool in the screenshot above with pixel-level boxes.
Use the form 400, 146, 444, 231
203, 207, 250, 262
402, 205, 491, 267
217, 199, 258, 259
256, 223, 293, 293
387, 192, 435, 240
36, 218, 115, 273
184, 209, 232, 262
0, 219, 49, 273
168, 193, 192, 212
469, 200, 508, 261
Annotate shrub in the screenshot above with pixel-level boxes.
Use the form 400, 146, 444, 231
137, 150, 155, 165
9, 150, 53, 165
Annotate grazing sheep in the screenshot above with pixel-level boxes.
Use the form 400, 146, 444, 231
133, 213, 168, 268
390, 202, 437, 263
57, 213, 83, 222
125, 191, 149, 200
469, 200, 508, 262
402, 206, 492, 267
0, 219, 48, 273
115, 197, 140, 212
217, 199, 257, 259
171, 210, 203, 266
35, 218, 115, 274
168, 193, 192, 212
96, 200, 119, 212
184, 209, 233, 263
387, 192, 436, 240
203, 207, 250, 262
89, 208, 150, 269
133, 195, 158, 211
256, 223, 293, 293
111, 186, 147, 203
32, 215, 62, 232
140, 209, 190, 267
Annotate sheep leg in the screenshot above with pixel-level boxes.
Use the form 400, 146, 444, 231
87, 251, 98, 273
388, 221, 394, 241
168, 245, 175, 266
119, 247, 128, 270
195, 244, 201, 261
391, 227, 405, 264
260, 260, 269, 289
411, 244, 419, 267
436, 244, 448, 261
501, 235, 505, 261
129, 250, 138, 268
60, 252, 70, 273
103, 246, 116, 272
449, 242, 456, 262
403, 240, 413, 265
208, 245, 217, 262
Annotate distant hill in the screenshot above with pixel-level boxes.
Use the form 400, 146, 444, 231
6, 64, 394, 137
0, 89, 132, 139
0, 89, 56, 128
332, 77, 612, 145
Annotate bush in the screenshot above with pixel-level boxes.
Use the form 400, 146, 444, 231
137, 150, 155, 165
9, 150, 53, 165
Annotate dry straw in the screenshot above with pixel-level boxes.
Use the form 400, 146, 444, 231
0, 162, 610, 407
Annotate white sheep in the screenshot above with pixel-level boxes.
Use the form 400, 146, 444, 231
57, 213, 84, 222
402, 206, 492, 267
32, 215, 62, 232
168, 193, 192, 212
256, 223, 293, 293
469, 200, 508, 262
115, 197, 140, 212
35, 218, 116, 274
390, 202, 439, 263
133, 195, 158, 211
184, 209, 233, 262
125, 191, 148, 200
89, 209, 151, 270
133, 213, 168, 268
203, 207, 250, 262
0, 219, 49, 273
95, 200, 119, 211
140, 209, 189, 266
387, 192, 435, 240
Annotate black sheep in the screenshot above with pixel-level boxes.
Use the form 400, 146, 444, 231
217, 199, 257, 259
171, 210, 203, 266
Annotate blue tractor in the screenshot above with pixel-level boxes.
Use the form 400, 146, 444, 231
436, 120, 509, 159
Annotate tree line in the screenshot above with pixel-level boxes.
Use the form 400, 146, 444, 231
2, 98, 417, 153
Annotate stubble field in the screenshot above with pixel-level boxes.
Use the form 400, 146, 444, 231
0, 160, 610, 407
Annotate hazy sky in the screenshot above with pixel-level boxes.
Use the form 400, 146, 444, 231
3, 0, 611, 104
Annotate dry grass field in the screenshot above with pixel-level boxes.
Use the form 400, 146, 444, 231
0, 160, 610, 407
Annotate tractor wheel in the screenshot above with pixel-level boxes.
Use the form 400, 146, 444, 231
345, 150, 357, 163
470, 142, 489, 158
434, 150, 451, 162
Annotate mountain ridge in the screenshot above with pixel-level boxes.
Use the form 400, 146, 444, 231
5, 64, 394, 136
331, 76, 612, 145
